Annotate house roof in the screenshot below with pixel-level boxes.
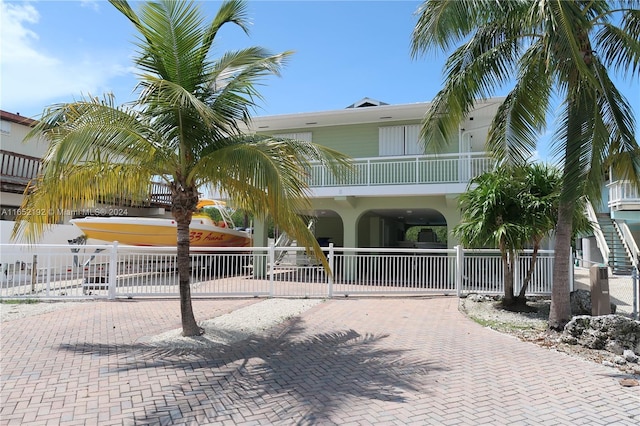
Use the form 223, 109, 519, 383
0, 110, 37, 127
247, 98, 505, 132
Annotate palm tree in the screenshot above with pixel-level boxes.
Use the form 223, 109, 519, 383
515, 163, 591, 301
412, 0, 640, 329
13, 0, 350, 336
455, 163, 591, 307
454, 165, 529, 306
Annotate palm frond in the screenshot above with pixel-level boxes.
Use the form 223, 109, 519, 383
12, 162, 153, 242
487, 42, 552, 164
595, 17, 640, 76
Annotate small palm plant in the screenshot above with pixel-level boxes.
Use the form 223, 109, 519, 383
455, 163, 590, 308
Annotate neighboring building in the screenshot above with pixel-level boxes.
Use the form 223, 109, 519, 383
0, 111, 46, 220
244, 98, 504, 249
0, 110, 171, 244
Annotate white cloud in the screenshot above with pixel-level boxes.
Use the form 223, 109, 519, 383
0, 1, 131, 117
80, 0, 101, 12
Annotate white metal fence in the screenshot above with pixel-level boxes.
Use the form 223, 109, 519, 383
1, 243, 558, 300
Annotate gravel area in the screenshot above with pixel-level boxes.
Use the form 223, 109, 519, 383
143, 298, 323, 349
460, 295, 640, 375
1, 301, 84, 322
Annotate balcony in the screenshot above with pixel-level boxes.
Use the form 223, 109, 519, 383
0, 150, 41, 193
0, 150, 172, 207
308, 152, 494, 197
608, 180, 640, 211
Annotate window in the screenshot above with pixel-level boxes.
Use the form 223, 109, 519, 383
273, 132, 312, 142
1, 120, 11, 135
379, 125, 423, 156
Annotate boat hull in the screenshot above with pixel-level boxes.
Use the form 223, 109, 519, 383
70, 217, 252, 247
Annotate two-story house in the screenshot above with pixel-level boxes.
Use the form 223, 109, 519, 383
245, 97, 503, 250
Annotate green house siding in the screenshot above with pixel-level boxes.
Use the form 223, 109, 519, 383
247, 99, 505, 249
260, 120, 458, 158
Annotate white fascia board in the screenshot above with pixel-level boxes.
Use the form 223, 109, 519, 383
309, 183, 469, 198
247, 102, 432, 132
245, 97, 506, 133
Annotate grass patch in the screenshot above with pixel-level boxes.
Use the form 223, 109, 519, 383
0, 299, 40, 305
469, 315, 547, 333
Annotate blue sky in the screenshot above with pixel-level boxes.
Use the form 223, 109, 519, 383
1, 0, 638, 161
1, 0, 442, 118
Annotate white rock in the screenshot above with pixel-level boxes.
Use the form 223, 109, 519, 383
623, 349, 638, 363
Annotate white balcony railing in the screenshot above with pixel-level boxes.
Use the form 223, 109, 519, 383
308, 152, 494, 188
608, 180, 640, 210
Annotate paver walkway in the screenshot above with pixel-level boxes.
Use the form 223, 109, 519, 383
1, 297, 639, 425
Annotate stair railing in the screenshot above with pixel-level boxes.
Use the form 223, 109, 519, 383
273, 219, 316, 265
615, 220, 639, 270
585, 202, 610, 265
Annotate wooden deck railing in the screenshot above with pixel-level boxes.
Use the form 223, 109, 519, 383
0, 150, 172, 206
0, 150, 41, 188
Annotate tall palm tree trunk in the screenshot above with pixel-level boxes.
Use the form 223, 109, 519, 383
549, 96, 584, 330
549, 27, 605, 329
549, 201, 573, 329
501, 244, 515, 305
172, 186, 202, 336
175, 214, 201, 336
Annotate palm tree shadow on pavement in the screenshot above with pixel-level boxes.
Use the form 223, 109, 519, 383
59, 317, 445, 424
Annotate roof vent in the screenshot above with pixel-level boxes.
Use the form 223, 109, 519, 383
346, 97, 389, 109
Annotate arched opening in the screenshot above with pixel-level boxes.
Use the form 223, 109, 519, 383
357, 208, 447, 248
312, 210, 344, 247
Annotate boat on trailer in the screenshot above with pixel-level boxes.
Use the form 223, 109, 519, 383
69, 200, 252, 248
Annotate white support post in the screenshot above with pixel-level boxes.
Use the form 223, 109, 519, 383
268, 243, 275, 297
45, 253, 51, 297
514, 253, 520, 296
328, 243, 334, 298
108, 242, 118, 300
455, 245, 463, 297
569, 251, 574, 292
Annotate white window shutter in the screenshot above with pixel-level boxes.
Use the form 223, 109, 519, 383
404, 124, 424, 155
274, 132, 312, 142
379, 126, 404, 156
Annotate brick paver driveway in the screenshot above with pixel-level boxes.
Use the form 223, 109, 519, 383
1, 297, 639, 425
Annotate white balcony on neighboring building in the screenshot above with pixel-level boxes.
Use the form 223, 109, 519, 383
608, 180, 640, 211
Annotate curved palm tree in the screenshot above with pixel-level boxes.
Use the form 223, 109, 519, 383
13, 0, 350, 336
412, 0, 640, 329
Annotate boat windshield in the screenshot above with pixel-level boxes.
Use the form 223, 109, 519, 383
195, 199, 237, 229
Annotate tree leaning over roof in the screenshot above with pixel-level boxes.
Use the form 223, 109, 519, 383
412, 0, 640, 329
13, 0, 351, 336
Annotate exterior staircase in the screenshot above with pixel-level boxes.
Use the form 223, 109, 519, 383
596, 215, 635, 275
273, 219, 316, 265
